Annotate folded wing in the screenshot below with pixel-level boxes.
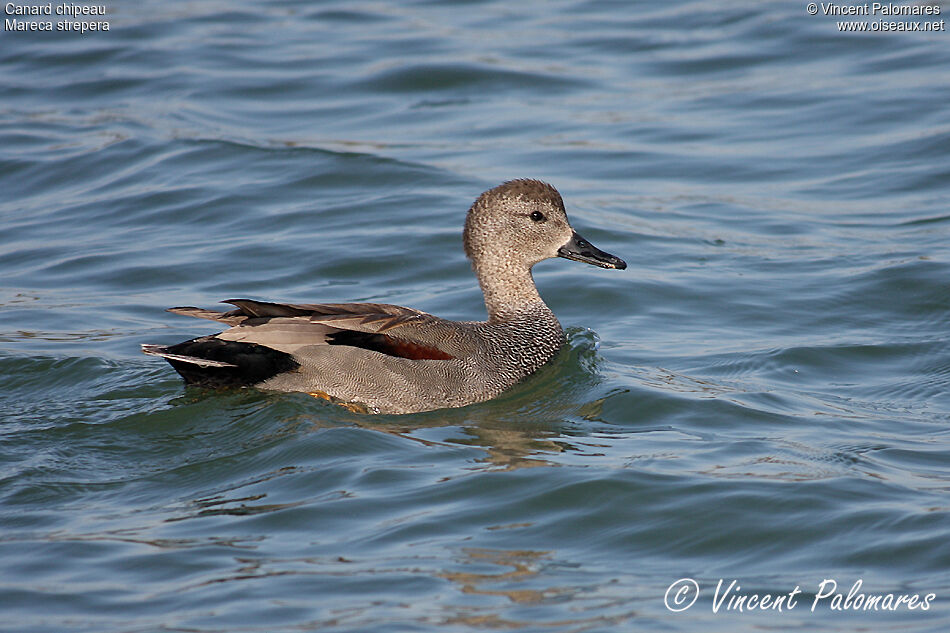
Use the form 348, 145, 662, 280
159, 298, 477, 362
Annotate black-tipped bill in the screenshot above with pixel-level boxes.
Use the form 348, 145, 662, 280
557, 231, 626, 270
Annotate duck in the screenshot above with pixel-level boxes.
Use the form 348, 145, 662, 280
142, 179, 626, 414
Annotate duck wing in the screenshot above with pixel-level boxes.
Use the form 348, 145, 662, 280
170, 298, 478, 360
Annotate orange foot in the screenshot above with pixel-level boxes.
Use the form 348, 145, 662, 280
308, 390, 371, 414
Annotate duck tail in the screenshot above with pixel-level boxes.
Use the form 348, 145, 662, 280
166, 306, 247, 325
141, 343, 238, 368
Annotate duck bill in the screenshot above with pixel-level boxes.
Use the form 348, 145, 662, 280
557, 231, 626, 270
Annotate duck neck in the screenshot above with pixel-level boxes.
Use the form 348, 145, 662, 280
475, 259, 553, 323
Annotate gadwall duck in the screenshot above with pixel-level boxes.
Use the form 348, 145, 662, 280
143, 179, 626, 414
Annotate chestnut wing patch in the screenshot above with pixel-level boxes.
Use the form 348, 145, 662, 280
326, 330, 454, 361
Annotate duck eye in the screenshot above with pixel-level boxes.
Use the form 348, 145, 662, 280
530, 211, 546, 222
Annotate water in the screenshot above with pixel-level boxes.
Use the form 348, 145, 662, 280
2, 1, 949, 631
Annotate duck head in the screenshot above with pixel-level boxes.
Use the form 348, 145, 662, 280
463, 179, 626, 271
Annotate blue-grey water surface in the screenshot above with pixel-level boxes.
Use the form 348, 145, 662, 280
2, 1, 949, 631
